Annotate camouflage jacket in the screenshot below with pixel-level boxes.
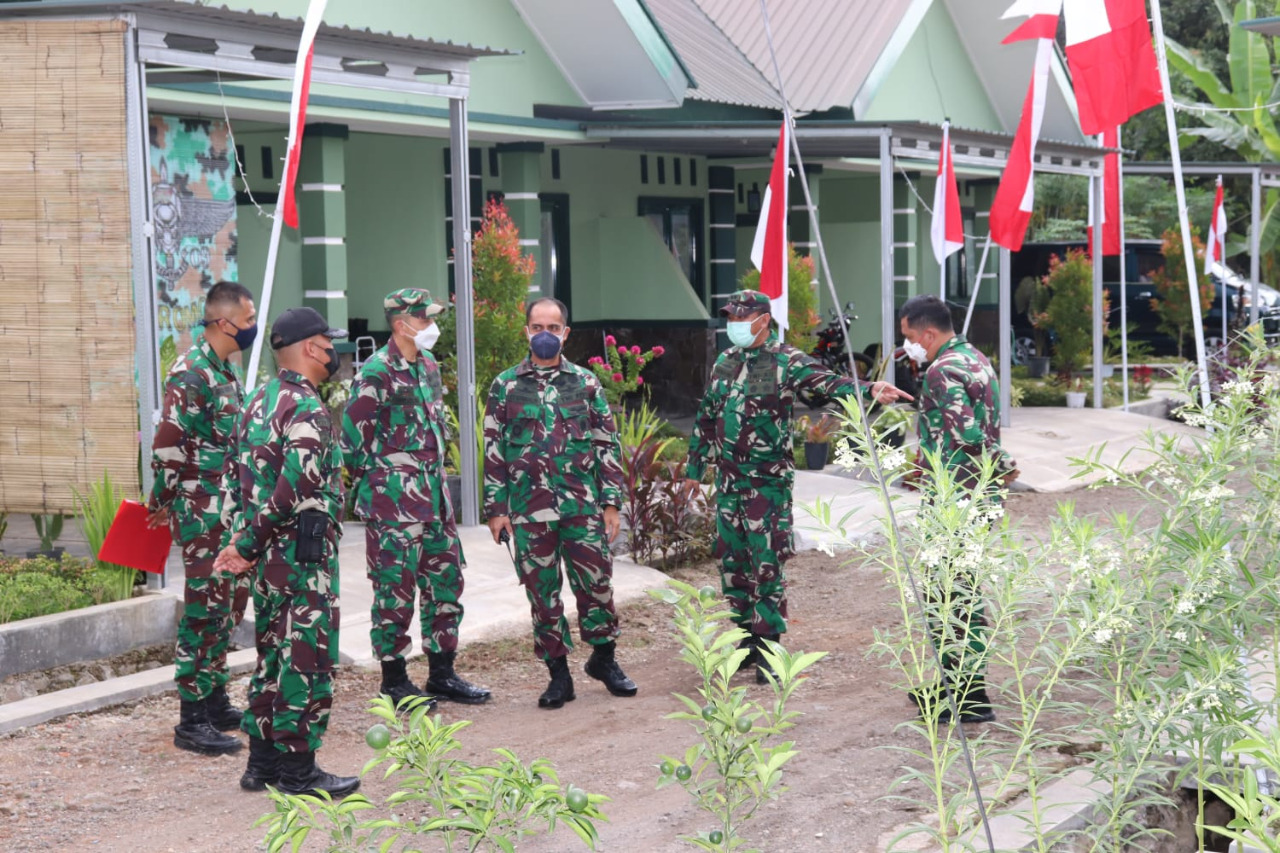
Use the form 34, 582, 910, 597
482, 358, 624, 524
148, 335, 242, 529
917, 335, 1015, 489
226, 369, 344, 586
341, 343, 450, 523
686, 332, 867, 491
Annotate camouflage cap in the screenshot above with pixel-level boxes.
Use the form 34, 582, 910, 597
384, 288, 445, 318
720, 289, 772, 317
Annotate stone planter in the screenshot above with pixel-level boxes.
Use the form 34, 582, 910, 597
1065, 391, 1087, 409
804, 441, 829, 471
0, 592, 179, 681
1026, 356, 1052, 378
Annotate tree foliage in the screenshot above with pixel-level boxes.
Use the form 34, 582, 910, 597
1031, 249, 1107, 379
1151, 227, 1216, 358
738, 244, 821, 353
437, 199, 535, 411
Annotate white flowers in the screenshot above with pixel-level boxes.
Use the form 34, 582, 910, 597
1093, 627, 1115, 644
1187, 484, 1235, 508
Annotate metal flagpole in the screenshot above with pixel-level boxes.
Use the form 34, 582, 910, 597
1218, 176, 1227, 353
245, 208, 285, 391
1151, 0, 1212, 409
1117, 128, 1130, 412
962, 234, 994, 337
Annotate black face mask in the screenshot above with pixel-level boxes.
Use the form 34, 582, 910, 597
321, 345, 340, 379
226, 320, 258, 352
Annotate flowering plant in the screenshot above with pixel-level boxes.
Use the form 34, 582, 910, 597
1132, 363, 1154, 394
587, 335, 665, 405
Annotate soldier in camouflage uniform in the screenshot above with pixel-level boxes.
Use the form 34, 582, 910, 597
215, 307, 359, 798
685, 290, 910, 683
483, 297, 637, 709
342, 288, 490, 707
900, 294, 1017, 725
148, 281, 256, 757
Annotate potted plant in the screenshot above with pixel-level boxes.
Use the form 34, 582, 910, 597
798, 414, 840, 470
28, 513, 64, 560
871, 404, 913, 449
1031, 250, 1106, 384
1065, 377, 1087, 409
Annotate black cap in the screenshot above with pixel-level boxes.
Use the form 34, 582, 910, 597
269, 307, 348, 350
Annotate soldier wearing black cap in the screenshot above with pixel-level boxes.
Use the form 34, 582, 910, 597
215, 307, 359, 798
685, 289, 911, 683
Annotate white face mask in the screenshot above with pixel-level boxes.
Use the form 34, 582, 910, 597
412, 323, 440, 352
902, 340, 929, 365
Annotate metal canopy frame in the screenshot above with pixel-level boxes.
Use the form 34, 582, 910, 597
589, 119, 1108, 417
0, 0, 493, 527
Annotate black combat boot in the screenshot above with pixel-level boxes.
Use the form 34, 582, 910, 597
539, 656, 576, 709
733, 632, 761, 675
206, 685, 244, 732
754, 633, 781, 685
239, 736, 281, 792
174, 698, 242, 756
275, 750, 360, 798
379, 657, 437, 712
914, 680, 997, 725
584, 641, 638, 697
425, 650, 492, 705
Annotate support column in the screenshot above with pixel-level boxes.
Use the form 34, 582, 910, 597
879, 132, 896, 387
999, 247, 1012, 428
497, 142, 544, 296
1252, 167, 1262, 326
299, 123, 349, 329
708, 165, 736, 353
1091, 169, 1105, 409
450, 99, 479, 528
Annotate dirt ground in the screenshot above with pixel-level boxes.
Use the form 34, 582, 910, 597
0, 485, 1149, 853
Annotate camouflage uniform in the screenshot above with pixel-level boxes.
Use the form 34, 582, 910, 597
687, 293, 870, 637
483, 358, 626, 661
916, 334, 1015, 688
225, 369, 344, 754
148, 335, 249, 704
342, 340, 463, 660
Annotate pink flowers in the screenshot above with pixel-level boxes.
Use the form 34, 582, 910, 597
631, 345, 641, 355
612, 372, 624, 382
636, 376, 644, 386
604, 335, 617, 346
588, 356, 604, 366
586, 335, 667, 405
653, 346, 665, 356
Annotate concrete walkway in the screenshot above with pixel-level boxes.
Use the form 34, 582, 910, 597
0, 403, 1198, 732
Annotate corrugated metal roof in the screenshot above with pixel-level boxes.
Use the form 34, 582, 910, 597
693, 0, 910, 113
642, 0, 782, 110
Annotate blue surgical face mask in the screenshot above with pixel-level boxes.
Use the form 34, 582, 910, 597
726, 319, 759, 348
529, 330, 564, 360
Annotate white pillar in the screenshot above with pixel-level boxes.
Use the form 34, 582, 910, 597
1091, 169, 1105, 409
999, 247, 1011, 428
880, 132, 896, 387
450, 98, 479, 527
1252, 167, 1262, 326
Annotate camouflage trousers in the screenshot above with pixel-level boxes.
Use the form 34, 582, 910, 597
366, 520, 464, 660
241, 565, 338, 753
512, 516, 620, 661
714, 482, 795, 635
174, 570, 250, 702
925, 571, 989, 686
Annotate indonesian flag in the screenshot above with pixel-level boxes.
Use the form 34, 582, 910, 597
279, 0, 329, 230
1004, 0, 1162, 135
1205, 178, 1226, 275
750, 121, 790, 329
931, 121, 963, 269
988, 38, 1054, 251
1087, 127, 1122, 255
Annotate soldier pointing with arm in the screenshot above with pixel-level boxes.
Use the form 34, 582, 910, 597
685, 290, 911, 683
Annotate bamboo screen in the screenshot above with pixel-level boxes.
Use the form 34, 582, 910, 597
0, 18, 140, 514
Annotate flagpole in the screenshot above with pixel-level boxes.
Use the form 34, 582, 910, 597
245, 209, 284, 391
1217, 175, 1227, 353
941, 121, 950, 300
1117, 128, 1130, 412
962, 234, 994, 337
1150, 0, 1211, 409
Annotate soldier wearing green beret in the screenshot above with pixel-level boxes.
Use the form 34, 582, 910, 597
341, 288, 491, 707
685, 290, 911, 683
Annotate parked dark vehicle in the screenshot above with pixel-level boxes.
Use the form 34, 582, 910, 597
1011, 240, 1277, 357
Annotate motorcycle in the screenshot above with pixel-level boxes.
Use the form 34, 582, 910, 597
804, 302, 920, 407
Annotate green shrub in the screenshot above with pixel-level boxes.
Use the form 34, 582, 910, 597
658, 436, 689, 463
0, 572, 92, 623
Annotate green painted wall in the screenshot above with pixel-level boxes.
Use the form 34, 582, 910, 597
585, 218, 710, 321
236, 202, 303, 375
345, 133, 449, 331
862, 3, 1002, 131
215, 0, 584, 117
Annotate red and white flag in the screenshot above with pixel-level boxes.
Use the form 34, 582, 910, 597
1205, 177, 1226, 275
988, 36, 1054, 251
931, 121, 964, 271
1087, 126, 1123, 256
750, 121, 790, 329
1004, 0, 1162, 135
279, 0, 329, 230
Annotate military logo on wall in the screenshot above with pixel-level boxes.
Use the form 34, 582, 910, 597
149, 115, 238, 377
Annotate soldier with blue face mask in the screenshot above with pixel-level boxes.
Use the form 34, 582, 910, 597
685, 289, 911, 683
